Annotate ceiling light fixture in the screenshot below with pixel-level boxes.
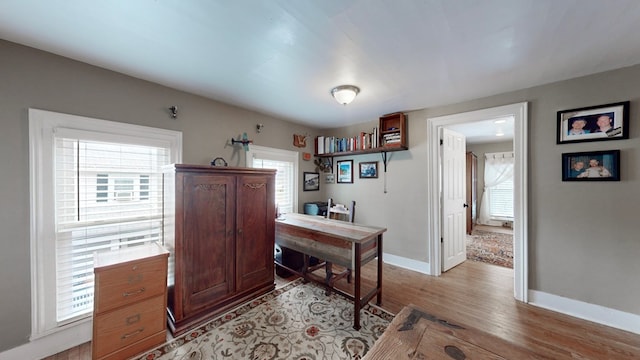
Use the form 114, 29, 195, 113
331, 85, 360, 105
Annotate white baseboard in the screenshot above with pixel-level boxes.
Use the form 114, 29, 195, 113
529, 290, 640, 335
0, 321, 92, 360
383, 252, 431, 275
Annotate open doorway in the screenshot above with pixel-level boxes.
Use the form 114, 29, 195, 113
426, 102, 528, 302
463, 144, 515, 269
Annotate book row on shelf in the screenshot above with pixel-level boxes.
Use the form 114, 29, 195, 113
382, 133, 401, 145
315, 127, 379, 155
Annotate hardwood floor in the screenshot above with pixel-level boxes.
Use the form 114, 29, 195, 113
47, 261, 640, 359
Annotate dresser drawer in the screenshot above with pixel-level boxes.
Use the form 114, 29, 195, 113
93, 294, 166, 359
94, 256, 167, 313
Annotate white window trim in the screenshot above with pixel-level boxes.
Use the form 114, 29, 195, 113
28, 109, 181, 345
246, 145, 299, 214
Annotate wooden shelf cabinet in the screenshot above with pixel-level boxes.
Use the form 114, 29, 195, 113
92, 242, 169, 360
379, 112, 407, 149
162, 164, 276, 336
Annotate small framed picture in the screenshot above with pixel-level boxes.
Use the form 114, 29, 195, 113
562, 150, 620, 181
303, 172, 320, 191
336, 160, 353, 183
324, 173, 335, 184
557, 101, 629, 144
359, 161, 378, 178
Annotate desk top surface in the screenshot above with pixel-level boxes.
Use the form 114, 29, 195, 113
275, 213, 386, 243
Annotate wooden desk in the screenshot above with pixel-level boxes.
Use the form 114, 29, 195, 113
275, 213, 386, 330
364, 304, 550, 359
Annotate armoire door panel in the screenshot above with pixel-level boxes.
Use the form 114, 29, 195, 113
236, 174, 275, 292
182, 175, 235, 313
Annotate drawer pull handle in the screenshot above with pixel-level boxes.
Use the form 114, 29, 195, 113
121, 327, 144, 340
126, 313, 141, 325
122, 287, 145, 297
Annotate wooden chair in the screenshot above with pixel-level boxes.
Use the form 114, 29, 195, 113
322, 198, 355, 293
327, 198, 356, 223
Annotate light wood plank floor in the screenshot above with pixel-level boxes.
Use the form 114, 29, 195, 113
46, 261, 640, 359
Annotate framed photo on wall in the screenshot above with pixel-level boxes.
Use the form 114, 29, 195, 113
557, 101, 629, 144
359, 161, 378, 178
562, 150, 620, 181
303, 172, 320, 191
336, 160, 353, 183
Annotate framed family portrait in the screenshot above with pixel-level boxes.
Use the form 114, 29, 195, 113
336, 160, 353, 183
557, 101, 629, 144
359, 161, 378, 178
562, 150, 620, 181
303, 172, 320, 191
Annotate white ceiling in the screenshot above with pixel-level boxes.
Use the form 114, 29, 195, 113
2, 0, 640, 130
447, 116, 514, 144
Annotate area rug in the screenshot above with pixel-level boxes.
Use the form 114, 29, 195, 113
134, 279, 393, 360
466, 229, 513, 268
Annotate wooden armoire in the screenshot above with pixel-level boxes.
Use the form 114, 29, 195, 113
162, 164, 276, 335
466, 152, 478, 235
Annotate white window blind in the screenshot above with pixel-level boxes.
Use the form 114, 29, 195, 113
54, 138, 169, 322
252, 158, 294, 213
247, 145, 298, 215
488, 177, 514, 219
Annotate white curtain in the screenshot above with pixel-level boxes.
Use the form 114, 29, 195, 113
478, 152, 514, 225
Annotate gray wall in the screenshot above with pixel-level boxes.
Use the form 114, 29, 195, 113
2, 38, 639, 353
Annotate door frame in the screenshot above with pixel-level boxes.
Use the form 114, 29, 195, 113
426, 102, 528, 302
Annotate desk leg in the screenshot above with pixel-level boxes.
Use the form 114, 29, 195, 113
354, 242, 362, 330
377, 234, 383, 305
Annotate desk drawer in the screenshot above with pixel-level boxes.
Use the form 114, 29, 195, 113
94, 256, 167, 313
93, 295, 166, 359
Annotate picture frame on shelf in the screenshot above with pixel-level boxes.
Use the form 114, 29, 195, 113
557, 101, 629, 144
303, 172, 320, 191
359, 161, 378, 178
562, 149, 620, 181
336, 160, 353, 183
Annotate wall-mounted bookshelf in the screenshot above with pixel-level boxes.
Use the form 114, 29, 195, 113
314, 112, 407, 172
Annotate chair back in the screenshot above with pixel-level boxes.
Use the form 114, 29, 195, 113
327, 198, 356, 223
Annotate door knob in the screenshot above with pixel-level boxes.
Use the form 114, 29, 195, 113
463, 203, 469, 208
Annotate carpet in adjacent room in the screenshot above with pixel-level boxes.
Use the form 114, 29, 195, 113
466, 228, 513, 268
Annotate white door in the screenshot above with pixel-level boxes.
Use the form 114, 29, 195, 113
441, 128, 467, 271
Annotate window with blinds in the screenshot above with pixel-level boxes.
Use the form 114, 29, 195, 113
488, 178, 514, 219
30, 108, 181, 338
247, 145, 298, 215
252, 158, 294, 214
54, 139, 169, 322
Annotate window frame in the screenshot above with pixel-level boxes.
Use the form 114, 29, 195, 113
246, 145, 299, 214
29, 109, 182, 339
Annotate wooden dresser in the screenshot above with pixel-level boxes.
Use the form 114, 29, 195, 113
92, 242, 169, 360
163, 164, 276, 335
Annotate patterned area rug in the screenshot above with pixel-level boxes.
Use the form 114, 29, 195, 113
466, 229, 513, 268
135, 279, 393, 360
